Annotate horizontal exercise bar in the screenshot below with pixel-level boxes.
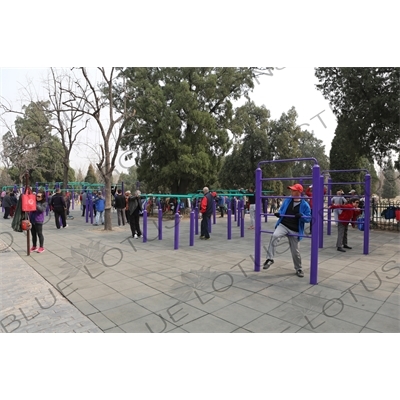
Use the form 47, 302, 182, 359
261, 229, 312, 239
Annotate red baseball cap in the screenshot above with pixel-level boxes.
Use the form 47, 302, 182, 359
287, 184, 303, 193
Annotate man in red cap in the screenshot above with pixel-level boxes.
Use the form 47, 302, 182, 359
263, 183, 311, 278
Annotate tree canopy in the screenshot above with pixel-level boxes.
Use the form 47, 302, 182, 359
315, 67, 400, 163
120, 67, 260, 194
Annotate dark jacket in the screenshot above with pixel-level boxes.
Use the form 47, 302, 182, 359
50, 193, 66, 210
128, 195, 142, 215
200, 192, 214, 217
114, 194, 126, 209
2, 194, 12, 208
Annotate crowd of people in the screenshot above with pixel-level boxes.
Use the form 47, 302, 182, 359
0, 184, 372, 265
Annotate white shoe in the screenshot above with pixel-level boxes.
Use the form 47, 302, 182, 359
134, 234, 138, 238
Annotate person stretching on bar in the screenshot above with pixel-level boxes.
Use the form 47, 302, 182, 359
263, 183, 311, 278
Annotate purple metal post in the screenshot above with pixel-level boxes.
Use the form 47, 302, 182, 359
254, 168, 262, 271
45, 184, 49, 216
310, 164, 320, 285
190, 211, 194, 246
227, 207, 232, 240
364, 174, 371, 255
195, 206, 199, 235
327, 178, 332, 235
158, 208, 163, 240
237, 199, 241, 227
319, 175, 324, 249
233, 198, 237, 222
85, 194, 89, 223
143, 210, 147, 242
174, 213, 179, 250
72, 188, 75, 210
264, 199, 268, 222
208, 215, 212, 233
240, 203, 244, 237
212, 199, 216, 225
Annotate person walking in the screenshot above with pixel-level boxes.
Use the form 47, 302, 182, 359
2, 191, 12, 219
30, 191, 46, 253
330, 197, 361, 252
124, 190, 131, 223
81, 191, 87, 217
200, 187, 214, 240
247, 187, 256, 229
50, 188, 68, 229
114, 189, 126, 226
263, 183, 311, 278
9, 192, 18, 218
128, 190, 143, 238
93, 191, 105, 226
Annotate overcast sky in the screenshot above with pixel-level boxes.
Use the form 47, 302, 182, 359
0, 67, 337, 174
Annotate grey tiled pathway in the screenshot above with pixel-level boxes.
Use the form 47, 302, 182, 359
1, 209, 399, 333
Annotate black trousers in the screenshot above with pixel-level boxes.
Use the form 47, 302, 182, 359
31, 223, 44, 247
129, 212, 141, 237
201, 215, 210, 238
3, 207, 10, 219
54, 208, 66, 228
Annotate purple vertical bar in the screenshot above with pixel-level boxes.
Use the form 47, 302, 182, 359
327, 178, 332, 235
195, 206, 199, 235
233, 198, 237, 222
319, 175, 324, 249
158, 208, 163, 240
45, 184, 49, 216
36, 182, 38, 193
237, 199, 241, 227
264, 199, 268, 222
227, 207, 232, 240
143, 210, 147, 242
240, 203, 244, 237
208, 216, 212, 233
85, 194, 89, 223
212, 199, 216, 225
310, 164, 320, 284
364, 174, 371, 255
190, 211, 194, 246
174, 213, 179, 250
254, 168, 262, 271
72, 188, 75, 210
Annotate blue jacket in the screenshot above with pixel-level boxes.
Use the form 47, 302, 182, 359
276, 197, 311, 241
94, 196, 105, 212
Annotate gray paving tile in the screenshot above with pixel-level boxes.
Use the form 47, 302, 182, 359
102, 301, 152, 325
87, 292, 132, 312
75, 285, 117, 300
300, 314, 362, 333
179, 314, 238, 333
242, 314, 300, 333
119, 285, 161, 301
119, 312, 177, 333
376, 301, 400, 320
73, 300, 100, 315
104, 326, 125, 333
267, 302, 320, 327
365, 313, 400, 333
136, 293, 181, 313
212, 303, 263, 327
258, 285, 300, 302
237, 293, 284, 314
88, 312, 115, 330
340, 292, 384, 313
186, 292, 233, 313
386, 291, 400, 305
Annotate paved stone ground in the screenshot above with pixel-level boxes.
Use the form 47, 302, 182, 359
1, 208, 399, 333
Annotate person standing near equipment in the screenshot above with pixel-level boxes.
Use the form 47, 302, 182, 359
30, 191, 46, 253
200, 187, 214, 240
263, 184, 311, 278
50, 188, 68, 229
128, 190, 143, 238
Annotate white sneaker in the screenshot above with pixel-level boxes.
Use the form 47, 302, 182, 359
133, 234, 138, 238
63, 224, 68, 228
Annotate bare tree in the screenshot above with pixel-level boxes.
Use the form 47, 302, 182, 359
61, 67, 135, 230
45, 68, 90, 189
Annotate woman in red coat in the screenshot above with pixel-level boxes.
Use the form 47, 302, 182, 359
330, 198, 361, 252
